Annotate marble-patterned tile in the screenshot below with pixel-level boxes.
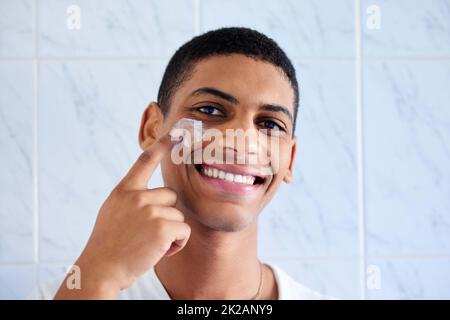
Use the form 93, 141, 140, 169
258, 61, 358, 258
37, 263, 69, 288
35, 263, 70, 299
364, 61, 450, 256
38, 61, 166, 262
362, 0, 450, 57
0, 0, 34, 57
0, 62, 34, 263
201, 0, 355, 58
38, 0, 195, 57
366, 258, 450, 299
0, 265, 36, 299
264, 258, 361, 299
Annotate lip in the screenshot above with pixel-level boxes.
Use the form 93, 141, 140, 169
193, 163, 265, 195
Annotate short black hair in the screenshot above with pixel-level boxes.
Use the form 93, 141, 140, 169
157, 27, 299, 131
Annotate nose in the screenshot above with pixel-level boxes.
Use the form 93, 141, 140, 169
220, 117, 267, 165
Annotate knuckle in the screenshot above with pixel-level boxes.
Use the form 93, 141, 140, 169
152, 218, 167, 234
152, 222, 170, 252
183, 222, 191, 235
155, 240, 170, 255
173, 209, 185, 222
146, 206, 157, 219
130, 192, 147, 207
159, 188, 177, 205
164, 187, 177, 199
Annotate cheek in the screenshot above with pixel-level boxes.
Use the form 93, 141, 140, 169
268, 140, 292, 175
160, 156, 181, 186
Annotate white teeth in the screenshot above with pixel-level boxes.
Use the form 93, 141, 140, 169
201, 166, 257, 185
225, 173, 234, 182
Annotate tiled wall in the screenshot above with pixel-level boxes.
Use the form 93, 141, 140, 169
0, 0, 449, 299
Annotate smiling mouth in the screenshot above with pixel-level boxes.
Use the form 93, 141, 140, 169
194, 164, 266, 185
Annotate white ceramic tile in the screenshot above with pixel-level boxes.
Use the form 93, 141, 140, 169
265, 258, 361, 299
364, 61, 450, 256
38, 0, 195, 57
366, 258, 450, 299
362, 0, 450, 57
0, 0, 34, 57
201, 0, 355, 58
0, 265, 36, 299
0, 62, 34, 263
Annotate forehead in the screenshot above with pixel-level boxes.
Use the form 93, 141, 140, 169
170, 54, 295, 113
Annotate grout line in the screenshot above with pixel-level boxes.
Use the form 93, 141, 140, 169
294, 56, 450, 62
262, 255, 450, 262
0, 57, 170, 62
362, 55, 450, 61
2, 56, 450, 63
367, 254, 450, 261
355, 0, 367, 301
32, 0, 39, 265
32, 64, 39, 262
32, 0, 40, 289
0, 261, 73, 267
262, 256, 362, 262
37, 57, 169, 62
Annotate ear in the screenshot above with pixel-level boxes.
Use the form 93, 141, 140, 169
283, 137, 297, 183
139, 102, 164, 150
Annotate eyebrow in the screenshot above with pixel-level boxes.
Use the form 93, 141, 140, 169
260, 104, 293, 124
190, 87, 239, 104
189, 86, 293, 124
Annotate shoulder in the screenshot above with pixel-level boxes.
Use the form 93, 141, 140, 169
267, 263, 336, 300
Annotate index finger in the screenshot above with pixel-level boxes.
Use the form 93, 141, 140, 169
118, 132, 181, 189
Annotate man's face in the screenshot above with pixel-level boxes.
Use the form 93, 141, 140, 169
160, 54, 296, 232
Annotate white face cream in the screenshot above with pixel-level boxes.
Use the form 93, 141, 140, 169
169, 118, 204, 148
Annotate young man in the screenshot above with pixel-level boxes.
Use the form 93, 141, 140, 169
35, 27, 327, 300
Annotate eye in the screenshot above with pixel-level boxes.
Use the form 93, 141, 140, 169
197, 106, 224, 116
260, 120, 284, 131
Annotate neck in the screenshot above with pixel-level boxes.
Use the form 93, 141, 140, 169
155, 216, 261, 299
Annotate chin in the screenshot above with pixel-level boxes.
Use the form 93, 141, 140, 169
189, 204, 257, 232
